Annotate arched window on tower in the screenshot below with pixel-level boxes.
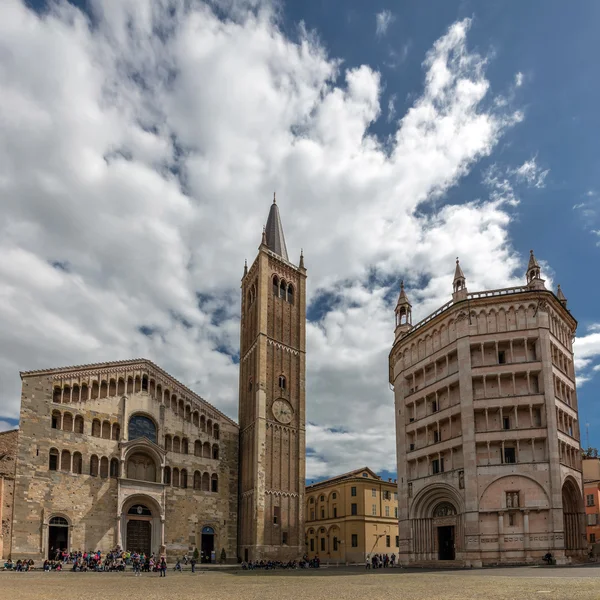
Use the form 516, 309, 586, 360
273, 275, 279, 296
90, 455, 99, 477
279, 375, 286, 390
110, 458, 119, 478
194, 470, 201, 490
73, 452, 83, 474
287, 284, 294, 305
164, 466, 171, 485
74, 415, 84, 434
211, 473, 219, 493
280, 280, 286, 299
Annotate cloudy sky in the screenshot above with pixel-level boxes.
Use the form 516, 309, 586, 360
1, 0, 600, 480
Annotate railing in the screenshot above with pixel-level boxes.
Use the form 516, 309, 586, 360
406, 286, 530, 334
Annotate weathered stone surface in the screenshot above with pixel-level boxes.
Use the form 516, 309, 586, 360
0, 429, 18, 559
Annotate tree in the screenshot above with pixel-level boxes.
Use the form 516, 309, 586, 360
193, 547, 199, 561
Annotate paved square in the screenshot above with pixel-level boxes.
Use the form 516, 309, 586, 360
2, 566, 600, 600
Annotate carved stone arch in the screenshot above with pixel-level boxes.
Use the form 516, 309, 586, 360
448, 318, 456, 341
487, 308, 497, 333
478, 474, 550, 509
410, 483, 465, 519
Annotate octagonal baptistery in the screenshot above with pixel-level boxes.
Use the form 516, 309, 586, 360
389, 253, 586, 567
11, 359, 239, 562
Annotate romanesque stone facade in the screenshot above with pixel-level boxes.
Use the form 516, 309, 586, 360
390, 252, 586, 566
238, 198, 307, 561
7, 199, 306, 563
10, 360, 239, 562
0, 429, 18, 559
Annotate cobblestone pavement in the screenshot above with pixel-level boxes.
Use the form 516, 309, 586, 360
1, 566, 600, 600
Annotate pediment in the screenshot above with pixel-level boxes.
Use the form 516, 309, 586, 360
121, 436, 166, 456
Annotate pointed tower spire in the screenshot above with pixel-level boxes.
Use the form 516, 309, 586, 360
395, 280, 412, 341
526, 249, 545, 290
557, 284, 567, 308
299, 248, 305, 270
264, 195, 289, 260
452, 257, 468, 301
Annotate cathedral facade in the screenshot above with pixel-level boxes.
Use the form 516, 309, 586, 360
6, 199, 306, 563
390, 252, 586, 566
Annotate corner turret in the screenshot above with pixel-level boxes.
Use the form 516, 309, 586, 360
452, 258, 468, 302
394, 280, 412, 341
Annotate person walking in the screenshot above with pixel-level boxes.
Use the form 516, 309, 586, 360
191, 556, 197, 573
159, 556, 167, 577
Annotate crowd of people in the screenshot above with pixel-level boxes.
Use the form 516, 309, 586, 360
3, 547, 171, 574
366, 553, 396, 568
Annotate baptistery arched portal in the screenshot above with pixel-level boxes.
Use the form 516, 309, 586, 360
562, 477, 584, 554
409, 484, 464, 562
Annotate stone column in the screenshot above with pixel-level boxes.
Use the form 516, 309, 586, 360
498, 512, 505, 558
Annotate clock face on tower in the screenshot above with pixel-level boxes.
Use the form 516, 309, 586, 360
272, 399, 293, 424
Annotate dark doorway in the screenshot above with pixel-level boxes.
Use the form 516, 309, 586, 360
127, 520, 152, 555
437, 526, 455, 560
48, 517, 69, 559
201, 526, 215, 563
244, 549, 249, 563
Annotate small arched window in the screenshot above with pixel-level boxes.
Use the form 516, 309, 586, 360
63, 386, 71, 402
117, 378, 125, 395
173, 436, 181, 453
193, 412, 199, 427
273, 276, 279, 296
142, 375, 148, 392
91, 419, 101, 438
287, 284, 294, 305
279, 375, 286, 390
51, 410, 61, 430
212, 444, 219, 460
203, 442, 211, 458
202, 472, 210, 491
100, 381, 108, 399
172, 467, 180, 488
280, 280, 286, 299
200, 415, 206, 432
112, 423, 120, 441
109, 379, 116, 396
110, 458, 119, 478
165, 435, 172, 452
213, 424, 220, 440
62, 413, 73, 432
211, 473, 219, 493
182, 438, 189, 454
100, 456, 109, 478
61, 449, 71, 472
127, 377, 134, 394
49, 448, 59, 471
164, 466, 171, 485
194, 471, 201, 489
72, 452, 83, 474
72, 385, 80, 401
81, 383, 88, 401
74, 415, 84, 434
53, 387, 62, 404
90, 455, 99, 477
194, 440, 202, 457
101, 421, 111, 440
181, 469, 188, 489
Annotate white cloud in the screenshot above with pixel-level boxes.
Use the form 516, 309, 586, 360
387, 94, 396, 123
574, 324, 600, 385
375, 10, 395, 38
0, 2, 528, 478
513, 157, 549, 189
515, 72, 524, 87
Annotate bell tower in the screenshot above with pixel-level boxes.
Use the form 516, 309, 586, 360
238, 195, 307, 561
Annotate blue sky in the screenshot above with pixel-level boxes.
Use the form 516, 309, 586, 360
1, 0, 600, 478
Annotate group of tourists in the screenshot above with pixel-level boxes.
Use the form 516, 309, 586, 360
3, 547, 171, 574
366, 553, 396, 569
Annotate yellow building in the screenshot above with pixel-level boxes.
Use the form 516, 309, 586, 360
305, 467, 399, 564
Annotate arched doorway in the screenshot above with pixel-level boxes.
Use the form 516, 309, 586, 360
409, 484, 464, 562
126, 504, 152, 555
48, 516, 69, 558
562, 478, 583, 554
433, 503, 456, 560
201, 526, 215, 563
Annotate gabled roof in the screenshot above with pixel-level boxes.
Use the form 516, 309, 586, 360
306, 466, 381, 489
20, 358, 238, 428
265, 197, 289, 261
